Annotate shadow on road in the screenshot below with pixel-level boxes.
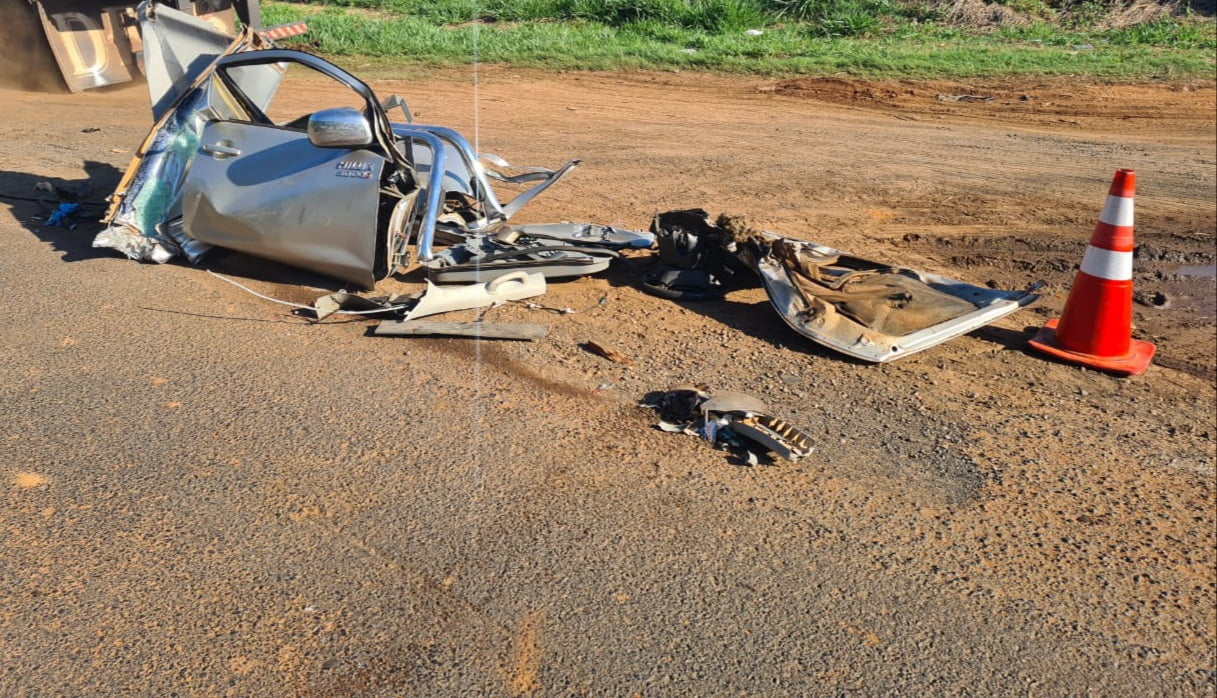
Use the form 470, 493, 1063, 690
969, 324, 1039, 353
0, 161, 122, 262
197, 249, 356, 294
0, 160, 352, 293
597, 259, 879, 365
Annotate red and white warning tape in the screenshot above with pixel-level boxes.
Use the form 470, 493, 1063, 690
259, 22, 308, 41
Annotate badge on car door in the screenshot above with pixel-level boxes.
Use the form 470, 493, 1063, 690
335, 160, 374, 179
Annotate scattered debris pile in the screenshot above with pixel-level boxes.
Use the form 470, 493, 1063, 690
24, 179, 97, 231
641, 208, 756, 300
427, 223, 649, 283
69, 5, 1091, 468
90, 4, 1043, 372
643, 385, 815, 464
93, 3, 610, 289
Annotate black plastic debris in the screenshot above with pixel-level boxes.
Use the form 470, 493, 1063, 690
640, 209, 756, 301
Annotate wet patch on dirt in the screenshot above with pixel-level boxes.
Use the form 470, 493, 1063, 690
890, 231, 1216, 382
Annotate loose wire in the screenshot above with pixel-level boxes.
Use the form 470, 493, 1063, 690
207, 270, 412, 316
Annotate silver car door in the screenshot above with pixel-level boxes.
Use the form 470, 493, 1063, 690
182, 120, 386, 289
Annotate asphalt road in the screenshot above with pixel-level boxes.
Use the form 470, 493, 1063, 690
2, 71, 1214, 696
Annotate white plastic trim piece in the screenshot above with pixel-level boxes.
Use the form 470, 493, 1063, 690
404, 271, 546, 321
1079, 245, 1134, 281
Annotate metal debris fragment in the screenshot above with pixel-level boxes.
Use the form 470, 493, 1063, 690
641, 385, 814, 463
313, 292, 398, 321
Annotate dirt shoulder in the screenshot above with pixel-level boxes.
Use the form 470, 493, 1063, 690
1, 70, 1214, 694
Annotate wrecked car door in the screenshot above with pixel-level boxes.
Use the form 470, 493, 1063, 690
185, 120, 387, 288
94, 15, 275, 264
100, 28, 585, 285
180, 50, 416, 289
645, 210, 1040, 362
754, 235, 1040, 361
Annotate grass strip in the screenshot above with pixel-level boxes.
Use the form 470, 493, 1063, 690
263, 1, 1216, 79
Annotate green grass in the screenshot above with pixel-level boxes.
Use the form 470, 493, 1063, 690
262, 0, 1217, 79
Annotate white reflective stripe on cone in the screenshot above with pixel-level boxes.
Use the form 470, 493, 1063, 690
1099, 195, 1134, 227
1079, 245, 1134, 281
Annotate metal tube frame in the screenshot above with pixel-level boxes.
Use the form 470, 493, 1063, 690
390, 129, 447, 262
394, 124, 507, 226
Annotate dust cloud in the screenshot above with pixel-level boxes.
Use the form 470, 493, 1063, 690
0, 3, 67, 92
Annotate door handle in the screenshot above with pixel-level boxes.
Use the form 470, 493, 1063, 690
201, 143, 241, 158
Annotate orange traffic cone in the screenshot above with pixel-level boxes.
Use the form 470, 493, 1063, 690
1029, 169, 1156, 376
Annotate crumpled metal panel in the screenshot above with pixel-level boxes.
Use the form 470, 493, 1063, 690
426, 236, 616, 283
754, 235, 1039, 362
508, 223, 654, 249
181, 120, 386, 289
95, 11, 272, 262
94, 86, 215, 261
141, 2, 234, 120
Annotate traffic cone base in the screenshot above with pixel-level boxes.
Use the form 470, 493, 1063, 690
1029, 318, 1155, 376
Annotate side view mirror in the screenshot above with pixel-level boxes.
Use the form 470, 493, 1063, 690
307, 107, 373, 148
